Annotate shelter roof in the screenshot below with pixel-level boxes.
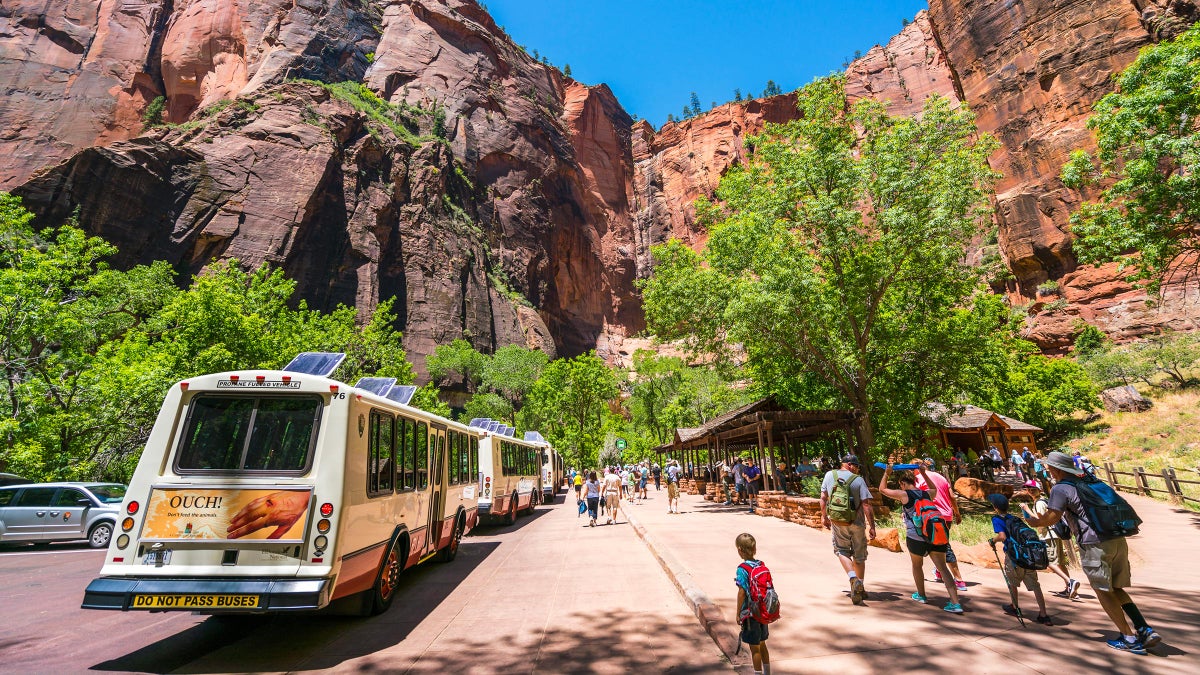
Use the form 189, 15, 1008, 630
922, 402, 1042, 433
656, 397, 854, 453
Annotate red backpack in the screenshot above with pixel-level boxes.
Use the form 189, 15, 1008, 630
738, 561, 781, 624
910, 493, 950, 545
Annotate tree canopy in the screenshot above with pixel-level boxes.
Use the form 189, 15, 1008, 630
1062, 23, 1200, 287
641, 76, 1002, 459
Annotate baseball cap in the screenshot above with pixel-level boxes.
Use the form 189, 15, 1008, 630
986, 493, 1009, 512
841, 454, 861, 466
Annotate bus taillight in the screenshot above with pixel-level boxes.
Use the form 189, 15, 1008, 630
320, 502, 334, 517
127, 501, 140, 515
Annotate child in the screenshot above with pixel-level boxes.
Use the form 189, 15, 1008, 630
988, 493, 1052, 625
735, 533, 772, 675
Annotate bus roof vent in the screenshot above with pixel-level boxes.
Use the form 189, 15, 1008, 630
354, 377, 397, 396
283, 352, 346, 377
385, 385, 417, 405
468, 418, 493, 429
524, 431, 546, 444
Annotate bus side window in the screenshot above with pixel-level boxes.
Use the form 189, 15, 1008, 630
448, 431, 459, 485
416, 422, 429, 489
396, 416, 409, 490
459, 434, 469, 485
368, 410, 394, 496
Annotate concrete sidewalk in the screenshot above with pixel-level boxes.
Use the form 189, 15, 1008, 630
624, 488, 1200, 674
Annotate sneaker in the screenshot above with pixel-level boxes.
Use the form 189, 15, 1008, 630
851, 579, 866, 606
943, 602, 964, 614
1106, 638, 1147, 655
911, 592, 927, 604
933, 570, 943, 583
723, 501, 733, 506
955, 580, 968, 592
1067, 578, 1080, 598
1035, 614, 1053, 626
1137, 626, 1162, 649
1001, 603, 1023, 618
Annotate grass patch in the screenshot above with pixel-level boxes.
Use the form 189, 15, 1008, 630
296, 80, 430, 147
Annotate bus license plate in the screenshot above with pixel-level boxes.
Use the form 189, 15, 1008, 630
131, 594, 261, 609
142, 549, 172, 566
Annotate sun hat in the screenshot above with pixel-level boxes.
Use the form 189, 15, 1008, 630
1044, 450, 1084, 475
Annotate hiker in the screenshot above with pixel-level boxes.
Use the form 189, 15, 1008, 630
666, 459, 682, 514
584, 471, 601, 526
573, 471, 584, 503
1025, 451, 1161, 654
914, 458, 968, 592
1011, 448, 1027, 482
639, 463, 649, 500
820, 454, 875, 605
625, 466, 638, 504
603, 467, 622, 524
652, 463, 662, 491
722, 461, 736, 505
1020, 482, 1080, 598
735, 533, 773, 675
744, 458, 763, 513
733, 457, 747, 505
878, 462, 963, 614
988, 493, 1052, 625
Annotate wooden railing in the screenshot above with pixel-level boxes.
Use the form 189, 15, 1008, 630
1103, 461, 1200, 505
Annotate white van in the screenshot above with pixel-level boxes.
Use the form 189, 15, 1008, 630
82, 354, 479, 615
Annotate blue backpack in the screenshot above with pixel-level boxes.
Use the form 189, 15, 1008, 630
1061, 474, 1141, 540
1002, 514, 1049, 570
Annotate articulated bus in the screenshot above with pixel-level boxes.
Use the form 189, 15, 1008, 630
468, 419, 549, 524
82, 353, 480, 616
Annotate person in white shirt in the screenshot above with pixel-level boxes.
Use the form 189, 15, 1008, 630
603, 468, 622, 524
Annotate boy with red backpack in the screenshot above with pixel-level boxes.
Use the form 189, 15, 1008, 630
735, 532, 779, 675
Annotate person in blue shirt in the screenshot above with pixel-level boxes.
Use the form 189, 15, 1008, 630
987, 493, 1051, 625
735, 533, 771, 675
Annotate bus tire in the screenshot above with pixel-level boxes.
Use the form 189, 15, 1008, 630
504, 494, 518, 525
438, 515, 464, 563
528, 489, 540, 511
368, 535, 406, 616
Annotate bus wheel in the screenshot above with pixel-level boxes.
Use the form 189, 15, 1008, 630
504, 494, 518, 525
369, 538, 404, 615
438, 518, 463, 563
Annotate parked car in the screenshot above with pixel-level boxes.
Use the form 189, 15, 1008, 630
0, 473, 29, 487
0, 482, 126, 548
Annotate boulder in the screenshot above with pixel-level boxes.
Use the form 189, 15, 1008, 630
868, 527, 901, 553
956, 541, 1002, 569
955, 477, 1014, 501
1100, 385, 1153, 413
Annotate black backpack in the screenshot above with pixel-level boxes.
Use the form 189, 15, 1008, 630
1002, 514, 1049, 571
1061, 474, 1142, 540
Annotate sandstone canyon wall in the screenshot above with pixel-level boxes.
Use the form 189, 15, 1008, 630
3, 0, 1199, 370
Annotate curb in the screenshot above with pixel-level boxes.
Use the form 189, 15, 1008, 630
623, 507, 753, 673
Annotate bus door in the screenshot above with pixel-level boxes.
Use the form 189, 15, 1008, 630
424, 425, 447, 557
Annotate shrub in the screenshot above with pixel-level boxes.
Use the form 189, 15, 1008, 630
142, 96, 166, 126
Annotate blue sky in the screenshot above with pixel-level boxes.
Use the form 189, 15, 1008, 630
485, 0, 930, 126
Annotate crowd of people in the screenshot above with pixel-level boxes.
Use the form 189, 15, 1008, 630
569, 459, 682, 526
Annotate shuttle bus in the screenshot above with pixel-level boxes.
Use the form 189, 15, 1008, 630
532, 432, 562, 502
82, 353, 479, 616
468, 419, 545, 524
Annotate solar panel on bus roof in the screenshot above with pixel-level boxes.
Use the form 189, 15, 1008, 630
485, 421, 502, 432
385, 385, 417, 405
354, 377, 397, 396
282, 352, 346, 377
524, 431, 546, 443
502, 426, 515, 437
468, 418, 489, 428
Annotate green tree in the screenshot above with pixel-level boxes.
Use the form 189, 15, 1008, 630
627, 350, 686, 445
521, 352, 619, 469
966, 337, 1099, 434
734, 88, 743, 102
480, 344, 548, 422
1062, 24, 1200, 287
564, 63, 572, 77
690, 91, 702, 115
763, 80, 782, 97
425, 338, 488, 393
641, 76, 1000, 459
462, 391, 513, 423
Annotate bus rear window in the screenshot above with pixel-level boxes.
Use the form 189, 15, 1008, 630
176, 395, 322, 473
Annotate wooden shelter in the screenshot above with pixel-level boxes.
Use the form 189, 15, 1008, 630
922, 402, 1042, 459
654, 397, 857, 492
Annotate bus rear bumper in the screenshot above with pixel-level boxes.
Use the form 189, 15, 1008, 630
81, 576, 332, 612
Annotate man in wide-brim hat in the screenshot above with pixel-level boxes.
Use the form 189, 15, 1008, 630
1025, 451, 1162, 654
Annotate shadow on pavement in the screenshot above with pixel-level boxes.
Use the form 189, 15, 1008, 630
470, 500, 552, 534
90, 540, 501, 674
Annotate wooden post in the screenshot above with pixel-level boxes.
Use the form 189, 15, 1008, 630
1134, 467, 1151, 495
1104, 461, 1118, 486
1162, 468, 1181, 504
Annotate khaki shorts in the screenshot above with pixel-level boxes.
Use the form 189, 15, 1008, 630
667, 483, 680, 499
605, 492, 620, 513
831, 522, 868, 563
1079, 538, 1131, 592
1005, 558, 1041, 592
1045, 538, 1069, 567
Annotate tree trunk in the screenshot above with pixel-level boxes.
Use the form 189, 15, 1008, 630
852, 411, 876, 464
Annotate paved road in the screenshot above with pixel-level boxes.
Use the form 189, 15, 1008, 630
0, 494, 726, 674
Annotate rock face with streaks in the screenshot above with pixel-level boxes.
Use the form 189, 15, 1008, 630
3, 0, 1199, 369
